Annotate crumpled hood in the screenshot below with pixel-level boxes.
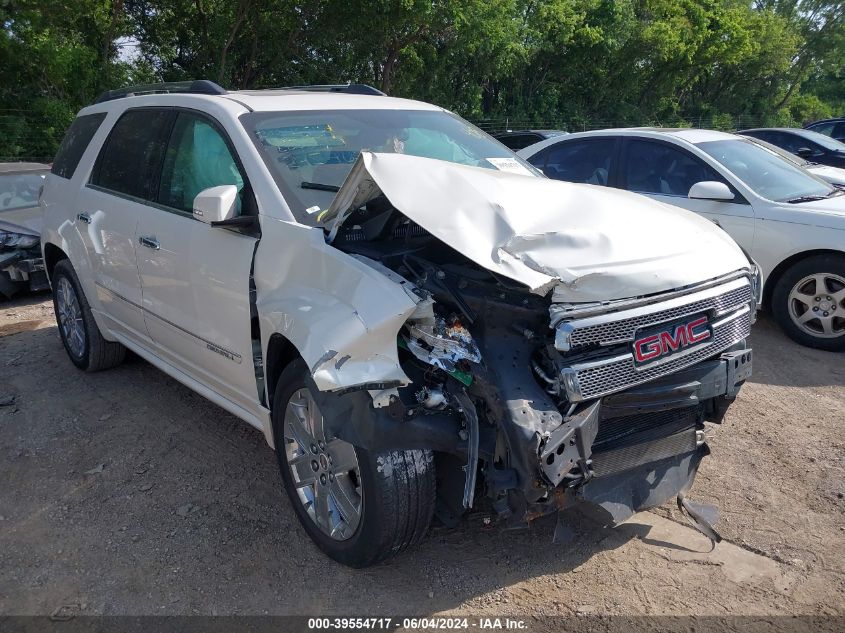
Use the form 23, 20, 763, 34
325, 152, 750, 302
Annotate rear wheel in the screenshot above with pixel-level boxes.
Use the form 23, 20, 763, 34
51, 259, 126, 371
272, 359, 435, 567
772, 254, 845, 352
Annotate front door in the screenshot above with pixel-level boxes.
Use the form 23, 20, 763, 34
619, 138, 756, 254
135, 110, 261, 415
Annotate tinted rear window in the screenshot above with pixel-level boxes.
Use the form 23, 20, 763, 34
91, 109, 173, 200
51, 113, 107, 179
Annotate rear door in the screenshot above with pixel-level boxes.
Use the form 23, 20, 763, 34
78, 108, 175, 343
135, 110, 261, 415
618, 137, 756, 253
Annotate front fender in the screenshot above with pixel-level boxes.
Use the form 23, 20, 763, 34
255, 219, 419, 391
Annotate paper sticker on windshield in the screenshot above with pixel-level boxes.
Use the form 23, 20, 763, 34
487, 157, 533, 176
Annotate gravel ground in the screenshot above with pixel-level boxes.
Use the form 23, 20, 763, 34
0, 294, 843, 622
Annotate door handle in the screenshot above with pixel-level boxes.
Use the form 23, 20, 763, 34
77, 212, 92, 224
138, 235, 160, 250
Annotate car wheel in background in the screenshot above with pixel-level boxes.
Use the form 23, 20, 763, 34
272, 359, 436, 568
51, 259, 127, 371
772, 254, 845, 352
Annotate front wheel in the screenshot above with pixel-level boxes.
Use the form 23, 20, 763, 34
271, 359, 436, 567
772, 254, 845, 352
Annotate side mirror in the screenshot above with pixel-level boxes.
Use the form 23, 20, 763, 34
796, 147, 815, 158
192, 185, 238, 224
688, 181, 735, 201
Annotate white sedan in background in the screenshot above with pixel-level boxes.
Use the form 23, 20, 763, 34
519, 128, 845, 351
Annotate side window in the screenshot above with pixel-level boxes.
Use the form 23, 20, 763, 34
770, 132, 817, 155
51, 113, 107, 179
498, 134, 541, 151
526, 149, 547, 169
91, 109, 173, 199
543, 139, 615, 185
623, 140, 722, 196
832, 122, 845, 141
157, 112, 245, 214
748, 131, 774, 144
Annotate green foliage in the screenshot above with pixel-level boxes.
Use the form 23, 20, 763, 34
1, 0, 843, 160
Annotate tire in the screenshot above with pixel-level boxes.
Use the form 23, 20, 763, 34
271, 359, 436, 567
771, 254, 845, 352
51, 259, 127, 371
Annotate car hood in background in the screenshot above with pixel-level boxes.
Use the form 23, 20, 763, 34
0, 211, 42, 238
324, 152, 751, 303
770, 193, 845, 230
807, 164, 845, 187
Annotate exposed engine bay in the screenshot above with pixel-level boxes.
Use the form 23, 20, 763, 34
311, 187, 755, 536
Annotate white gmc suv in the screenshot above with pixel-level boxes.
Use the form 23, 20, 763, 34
41, 81, 759, 567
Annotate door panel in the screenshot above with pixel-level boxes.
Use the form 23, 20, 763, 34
137, 211, 258, 411
75, 186, 148, 340
136, 110, 259, 413
620, 138, 756, 253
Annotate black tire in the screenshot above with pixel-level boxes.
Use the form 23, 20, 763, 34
51, 259, 127, 371
272, 359, 436, 567
771, 254, 845, 352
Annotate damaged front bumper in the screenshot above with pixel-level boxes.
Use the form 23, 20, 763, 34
0, 248, 48, 299
532, 346, 752, 528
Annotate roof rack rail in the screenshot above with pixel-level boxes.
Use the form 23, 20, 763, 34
277, 84, 386, 96
94, 80, 226, 104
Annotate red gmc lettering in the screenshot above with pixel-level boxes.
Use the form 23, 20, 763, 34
634, 316, 712, 363
659, 327, 688, 352
686, 316, 711, 343
633, 334, 662, 362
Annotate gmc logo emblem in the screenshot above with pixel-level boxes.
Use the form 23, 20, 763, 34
632, 314, 713, 366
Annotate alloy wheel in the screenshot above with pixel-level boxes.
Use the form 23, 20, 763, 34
787, 272, 845, 339
56, 276, 86, 359
283, 387, 363, 540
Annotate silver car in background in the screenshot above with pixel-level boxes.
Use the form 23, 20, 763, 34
0, 162, 50, 298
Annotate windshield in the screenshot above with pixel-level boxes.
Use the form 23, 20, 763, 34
242, 109, 537, 222
697, 139, 836, 202
0, 172, 45, 212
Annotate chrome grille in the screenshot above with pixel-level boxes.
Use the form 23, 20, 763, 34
569, 283, 752, 348
564, 308, 751, 401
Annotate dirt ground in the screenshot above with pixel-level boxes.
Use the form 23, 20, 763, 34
1, 293, 843, 622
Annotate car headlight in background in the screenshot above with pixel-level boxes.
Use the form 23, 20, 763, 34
0, 230, 40, 249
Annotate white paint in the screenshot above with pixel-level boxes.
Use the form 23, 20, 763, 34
326, 152, 750, 302
519, 129, 845, 295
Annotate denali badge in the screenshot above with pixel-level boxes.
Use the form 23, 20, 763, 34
632, 313, 713, 366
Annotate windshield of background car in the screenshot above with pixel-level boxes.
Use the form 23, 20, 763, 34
0, 172, 46, 212
241, 109, 537, 223
697, 139, 835, 202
